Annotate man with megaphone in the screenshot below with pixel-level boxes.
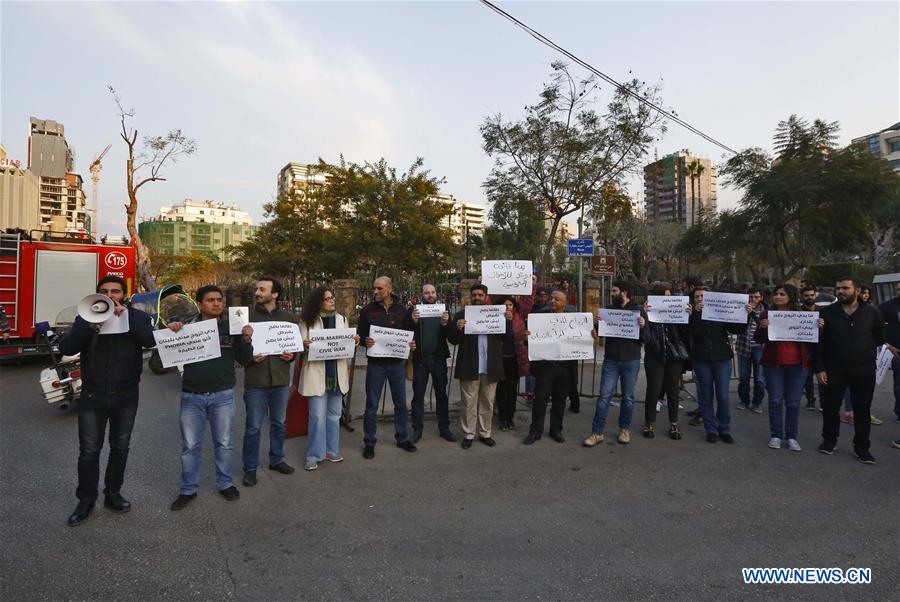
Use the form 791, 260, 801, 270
59, 275, 156, 527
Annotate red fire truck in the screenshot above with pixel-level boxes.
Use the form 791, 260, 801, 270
0, 230, 137, 357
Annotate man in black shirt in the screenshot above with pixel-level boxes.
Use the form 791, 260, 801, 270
815, 277, 886, 463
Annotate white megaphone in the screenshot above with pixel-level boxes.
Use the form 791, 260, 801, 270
77, 294, 115, 323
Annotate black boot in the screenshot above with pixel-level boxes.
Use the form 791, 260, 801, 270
68, 499, 95, 527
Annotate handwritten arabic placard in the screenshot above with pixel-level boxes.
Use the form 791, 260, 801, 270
597, 309, 640, 340
367, 326, 414, 359
251, 321, 303, 356
416, 303, 446, 318
527, 312, 595, 361
876, 345, 893, 385
767, 311, 819, 343
481, 260, 532, 296
646, 295, 690, 324
306, 328, 357, 361
153, 319, 221, 368
701, 292, 749, 324
228, 307, 250, 335
464, 305, 507, 335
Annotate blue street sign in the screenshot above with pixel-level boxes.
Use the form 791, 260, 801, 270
567, 238, 594, 257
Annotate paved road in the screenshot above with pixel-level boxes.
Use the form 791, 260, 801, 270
1, 356, 898, 601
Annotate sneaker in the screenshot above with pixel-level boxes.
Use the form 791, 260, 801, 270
363, 445, 375, 459
719, 433, 735, 444
170, 493, 196, 512
736, 403, 749, 411
817, 440, 836, 455
853, 448, 876, 464
786, 439, 802, 452
869, 413, 883, 425
617, 429, 631, 444
806, 403, 817, 412
219, 486, 240, 501
610, 400, 620, 407
768, 437, 782, 449
304, 461, 318, 471
242, 470, 257, 487
268, 462, 295, 474
706, 433, 718, 443
325, 453, 344, 463
583, 433, 605, 447
751, 406, 764, 414
839, 411, 853, 424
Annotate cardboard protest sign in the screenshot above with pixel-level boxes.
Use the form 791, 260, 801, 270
153, 319, 221, 368
597, 308, 640, 340
481, 260, 532, 296
367, 326, 414, 359
701, 292, 749, 324
464, 305, 507, 334
646, 295, 690, 324
306, 328, 357, 361
251, 321, 304, 356
229, 307, 249, 335
527, 312, 595, 361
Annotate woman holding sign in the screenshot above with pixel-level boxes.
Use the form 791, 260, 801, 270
754, 284, 811, 452
298, 287, 359, 471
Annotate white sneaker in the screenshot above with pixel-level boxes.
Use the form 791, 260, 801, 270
656, 400, 663, 412
787, 439, 802, 452
768, 437, 782, 449
610, 400, 620, 407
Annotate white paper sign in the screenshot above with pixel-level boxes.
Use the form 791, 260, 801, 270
464, 305, 507, 334
229, 307, 249, 335
528, 312, 595, 361
152, 319, 222, 368
307, 328, 357, 361
481, 260, 533, 296
701, 292, 750, 323
99, 310, 129, 335
416, 303, 446, 318
367, 326, 414, 359
597, 308, 640, 340
875, 345, 893, 385
251, 321, 303, 356
646, 296, 690, 324
767, 311, 819, 343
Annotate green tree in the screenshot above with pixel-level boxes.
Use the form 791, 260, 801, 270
480, 61, 667, 283
482, 190, 544, 262
683, 158, 705, 226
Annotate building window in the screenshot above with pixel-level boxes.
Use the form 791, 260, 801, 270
889, 140, 900, 153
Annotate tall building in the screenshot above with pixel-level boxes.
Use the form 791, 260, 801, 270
434, 194, 484, 243
26, 117, 89, 234
139, 199, 256, 260
277, 162, 331, 199
643, 150, 717, 225
852, 123, 900, 172
0, 144, 41, 233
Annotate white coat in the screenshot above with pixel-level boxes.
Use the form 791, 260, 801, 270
298, 314, 353, 397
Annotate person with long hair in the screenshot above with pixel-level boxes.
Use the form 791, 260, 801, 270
642, 283, 689, 440
299, 286, 359, 471
755, 284, 811, 452
494, 296, 529, 431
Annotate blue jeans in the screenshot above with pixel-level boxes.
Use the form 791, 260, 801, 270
363, 360, 410, 447
307, 389, 343, 462
590, 358, 640, 434
764, 364, 807, 440
694, 359, 733, 435
738, 346, 765, 406
411, 356, 451, 435
242, 385, 290, 472
179, 390, 235, 494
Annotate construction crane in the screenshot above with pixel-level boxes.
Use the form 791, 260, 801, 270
88, 144, 111, 240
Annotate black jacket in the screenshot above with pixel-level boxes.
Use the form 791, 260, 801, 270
447, 308, 505, 382
645, 321, 688, 362
688, 311, 746, 363
408, 306, 452, 363
357, 295, 413, 364
59, 307, 156, 393
601, 300, 646, 361
878, 297, 900, 348
815, 302, 885, 373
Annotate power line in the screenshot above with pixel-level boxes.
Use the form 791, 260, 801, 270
479, 0, 740, 155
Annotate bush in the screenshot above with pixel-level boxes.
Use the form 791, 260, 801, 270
805, 262, 888, 288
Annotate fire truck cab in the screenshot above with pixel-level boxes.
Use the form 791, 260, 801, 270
0, 230, 137, 358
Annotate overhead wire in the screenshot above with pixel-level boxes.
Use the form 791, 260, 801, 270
479, 0, 740, 155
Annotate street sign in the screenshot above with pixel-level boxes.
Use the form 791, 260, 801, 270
591, 255, 616, 276
567, 238, 594, 257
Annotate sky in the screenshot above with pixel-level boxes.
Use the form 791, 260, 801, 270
2, 1, 898, 237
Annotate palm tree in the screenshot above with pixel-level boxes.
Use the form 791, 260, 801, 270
683, 159, 706, 226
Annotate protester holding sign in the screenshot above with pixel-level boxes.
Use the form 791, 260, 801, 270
357, 277, 417, 459
735, 287, 766, 413
408, 284, 457, 443
241, 277, 299, 486
299, 286, 359, 471
584, 280, 647, 447
495, 296, 530, 432
448, 283, 508, 449
754, 284, 813, 452
168, 285, 254, 511
815, 277, 886, 464
642, 283, 690, 441
59, 276, 156, 527
688, 287, 749, 444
